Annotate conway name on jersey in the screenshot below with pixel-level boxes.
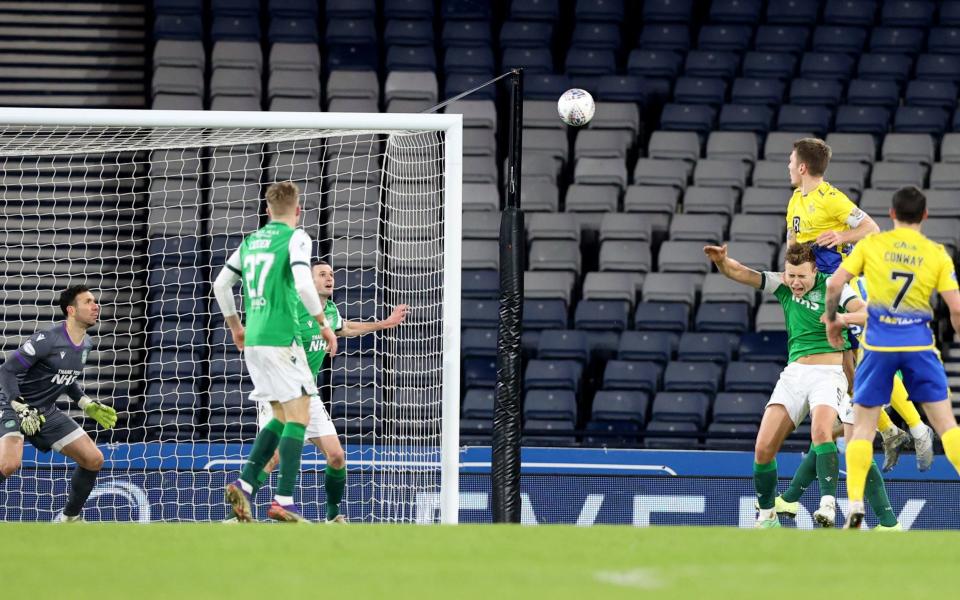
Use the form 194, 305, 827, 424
761, 271, 856, 363
840, 228, 959, 351
786, 180, 866, 274
0, 322, 92, 415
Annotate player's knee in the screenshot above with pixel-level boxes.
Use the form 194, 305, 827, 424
82, 449, 104, 471
0, 457, 21, 477
327, 448, 346, 469
754, 442, 775, 464
811, 426, 833, 445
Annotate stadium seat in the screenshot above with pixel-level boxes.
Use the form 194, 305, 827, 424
812, 25, 867, 55
709, 0, 762, 24
693, 159, 750, 191
754, 25, 808, 55
462, 388, 495, 420
674, 77, 728, 106
705, 422, 759, 449
461, 298, 499, 329
659, 104, 718, 139
644, 420, 699, 449
592, 390, 649, 425
585, 419, 642, 446
765, 1, 818, 25
915, 54, 960, 82
634, 302, 690, 332
870, 26, 925, 56
882, 133, 935, 165
789, 79, 844, 107
633, 158, 691, 189
598, 214, 652, 243
510, 0, 559, 21
800, 52, 855, 82
712, 392, 768, 424
618, 330, 677, 364
598, 240, 652, 273
647, 131, 701, 163
823, 0, 877, 27
657, 241, 712, 274
623, 185, 681, 214
442, 20, 491, 47
650, 391, 711, 427
638, 23, 691, 53
677, 332, 738, 364
602, 360, 662, 394
777, 104, 833, 137
741, 51, 796, 80
682, 186, 738, 216
846, 79, 901, 109
724, 361, 781, 394
833, 105, 891, 138
730, 215, 786, 246
738, 331, 789, 363
524, 359, 584, 391
825, 132, 876, 164
522, 419, 575, 446
523, 298, 569, 330
669, 214, 727, 244
695, 302, 752, 333
583, 272, 643, 306
461, 328, 498, 359
524, 389, 577, 422
881, 0, 934, 27
538, 330, 591, 364
871, 161, 926, 190
894, 107, 950, 136
642, 273, 699, 307
857, 54, 913, 85
574, 299, 631, 331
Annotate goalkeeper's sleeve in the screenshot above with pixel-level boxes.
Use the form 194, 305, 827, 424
213, 248, 242, 318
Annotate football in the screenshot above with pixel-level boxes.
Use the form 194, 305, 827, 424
557, 88, 595, 127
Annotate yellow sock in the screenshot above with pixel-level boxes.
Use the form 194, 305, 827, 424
889, 377, 922, 428
942, 427, 960, 476
845, 439, 873, 502
877, 408, 895, 432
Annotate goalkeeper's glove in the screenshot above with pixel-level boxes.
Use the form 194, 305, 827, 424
10, 399, 44, 436
79, 397, 117, 430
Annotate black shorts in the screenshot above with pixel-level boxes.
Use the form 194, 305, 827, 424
0, 404, 84, 453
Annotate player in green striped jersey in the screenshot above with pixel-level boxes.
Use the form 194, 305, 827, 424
213, 181, 337, 523
704, 242, 865, 528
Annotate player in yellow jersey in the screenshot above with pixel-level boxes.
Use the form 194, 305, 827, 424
824, 186, 960, 529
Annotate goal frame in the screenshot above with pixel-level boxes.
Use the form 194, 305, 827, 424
0, 106, 463, 525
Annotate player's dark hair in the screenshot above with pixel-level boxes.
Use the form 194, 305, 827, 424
891, 186, 926, 224
59, 285, 90, 317
785, 243, 816, 268
792, 138, 831, 177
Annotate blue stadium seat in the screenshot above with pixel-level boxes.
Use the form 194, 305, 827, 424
939, 1, 960, 27
602, 360, 662, 394
462, 269, 499, 298
634, 302, 690, 332
627, 49, 683, 79
464, 357, 498, 389
442, 20, 492, 47
686, 51, 741, 80
698, 25, 753, 53
812, 25, 867, 55
710, 0, 762, 24
857, 53, 913, 84
461, 298, 499, 328
718, 104, 775, 133
585, 331, 620, 362
269, 0, 318, 17
500, 21, 553, 48
145, 350, 204, 380
326, 44, 379, 70
662, 362, 723, 395
596, 75, 646, 103
524, 299, 569, 330
502, 48, 552, 72
638, 24, 690, 53
446, 73, 496, 100
694, 302, 751, 333
618, 330, 677, 364
524, 389, 577, 421
462, 328, 498, 359
330, 387, 380, 420
870, 26, 925, 56
384, 19, 434, 46
524, 359, 583, 391
584, 420, 641, 447
571, 22, 620, 50
330, 356, 377, 387
800, 52, 856, 82
211, 0, 257, 15
789, 79, 844, 107
766, 0, 818, 25
846, 79, 901, 109
730, 78, 786, 106
712, 392, 768, 424
915, 54, 960, 82
566, 47, 617, 89
574, 299, 630, 331
576, 0, 625, 22
928, 28, 960, 55
538, 329, 591, 364
462, 388, 494, 420
145, 412, 197, 442
754, 25, 810, 55
521, 73, 570, 101
147, 319, 204, 348
154, 14, 203, 39
325, 0, 374, 19
644, 420, 699, 449
893, 106, 950, 135
523, 419, 575, 446
659, 104, 718, 138
591, 390, 649, 425
778, 104, 833, 137
705, 422, 758, 449
673, 77, 728, 106
209, 381, 245, 412
327, 18, 376, 45
442, 0, 491, 21
823, 0, 877, 27
510, 0, 558, 21
145, 381, 200, 411
905, 80, 958, 110
211, 15, 260, 41
834, 105, 892, 137
738, 331, 789, 363
148, 236, 200, 267
741, 51, 797, 80
677, 332, 738, 364
154, 0, 202, 15
650, 391, 710, 427
881, 0, 934, 27
386, 45, 437, 71
147, 292, 204, 318
724, 361, 781, 394
643, 0, 693, 22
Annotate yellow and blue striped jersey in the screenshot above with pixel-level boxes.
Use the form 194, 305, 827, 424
786, 180, 862, 273
840, 228, 959, 351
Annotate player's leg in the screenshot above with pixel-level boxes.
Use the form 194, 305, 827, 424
804, 365, 847, 527
753, 404, 795, 528
0, 431, 25, 483
900, 349, 960, 475
306, 394, 347, 523
57, 430, 104, 521
843, 422, 900, 530
876, 405, 911, 472
918, 400, 960, 475
888, 372, 936, 470
267, 393, 311, 522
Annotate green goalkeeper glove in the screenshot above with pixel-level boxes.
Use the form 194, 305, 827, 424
10, 399, 44, 436
79, 397, 117, 429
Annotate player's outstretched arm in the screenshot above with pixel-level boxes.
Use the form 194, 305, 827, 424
78, 396, 117, 429
703, 245, 763, 289
339, 304, 410, 338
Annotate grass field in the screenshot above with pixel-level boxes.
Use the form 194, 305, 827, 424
2, 523, 959, 599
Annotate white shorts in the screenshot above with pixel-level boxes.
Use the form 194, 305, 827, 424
838, 392, 855, 426
257, 394, 338, 440
245, 344, 318, 404
767, 363, 847, 427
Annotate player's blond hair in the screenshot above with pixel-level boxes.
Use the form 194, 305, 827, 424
265, 181, 300, 216
792, 138, 832, 177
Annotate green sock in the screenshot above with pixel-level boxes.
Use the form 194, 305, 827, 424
753, 459, 778, 510
814, 441, 839, 498
276, 421, 307, 498
782, 443, 818, 502
240, 419, 284, 487
865, 460, 899, 527
325, 465, 347, 520
251, 469, 270, 497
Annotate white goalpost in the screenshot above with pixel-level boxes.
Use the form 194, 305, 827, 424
0, 107, 462, 524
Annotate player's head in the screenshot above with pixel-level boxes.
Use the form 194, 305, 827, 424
312, 260, 334, 299
59, 285, 99, 327
789, 138, 831, 187
890, 186, 927, 225
265, 181, 302, 221
783, 243, 818, 297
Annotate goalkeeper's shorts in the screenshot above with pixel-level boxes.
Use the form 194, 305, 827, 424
245, 343, 318, 404
257, 394, 337, 440
0, 404, 84, 453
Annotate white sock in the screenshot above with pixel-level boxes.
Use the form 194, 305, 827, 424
909, 424, 929, 438
274, 495, 294, 505
238, 479, 253, 494
820, 494, 836, 508
758, 507, 776, 520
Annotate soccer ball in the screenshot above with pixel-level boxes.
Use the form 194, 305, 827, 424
557, 88, 595, 127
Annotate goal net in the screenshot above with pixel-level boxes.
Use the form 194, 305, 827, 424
0, 108, 462, 524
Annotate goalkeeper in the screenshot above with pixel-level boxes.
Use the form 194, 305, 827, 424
230, 261, 408, 523
0, 285, 117, 522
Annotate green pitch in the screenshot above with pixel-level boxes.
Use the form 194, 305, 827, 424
2, 524, 959, 599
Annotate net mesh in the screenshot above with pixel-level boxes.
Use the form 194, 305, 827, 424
0, 124, 450, 523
